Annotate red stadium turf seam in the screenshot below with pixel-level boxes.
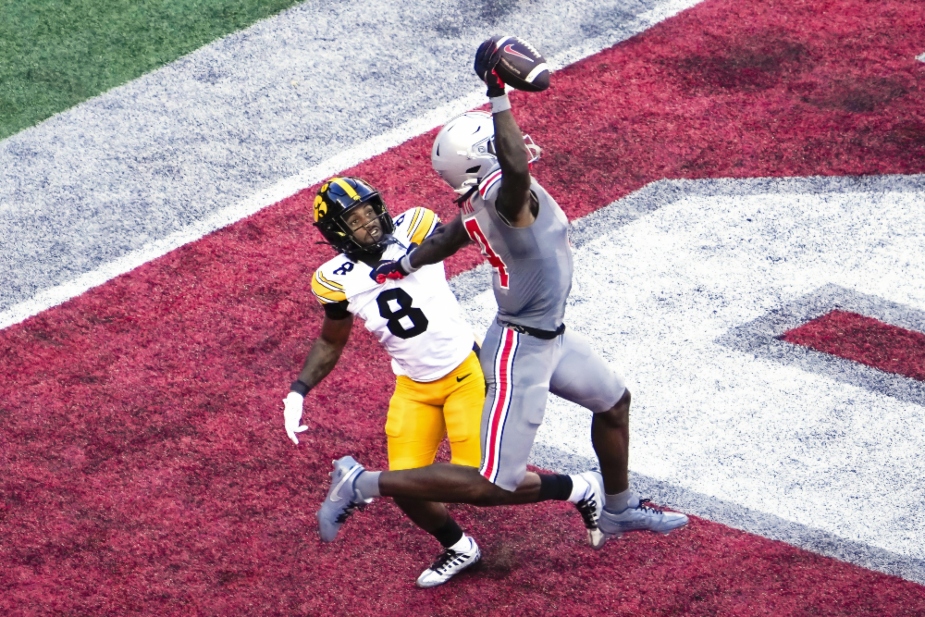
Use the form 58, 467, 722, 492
781, 310, 925, 381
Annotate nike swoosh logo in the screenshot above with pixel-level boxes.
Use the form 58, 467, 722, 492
328, 465, 362, 503
456, 373, 472, 382
503, 43, 534, 62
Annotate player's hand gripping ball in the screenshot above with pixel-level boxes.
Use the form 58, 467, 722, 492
475, 35, 550, 94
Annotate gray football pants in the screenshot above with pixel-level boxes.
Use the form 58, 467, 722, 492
478, 319, 626, 490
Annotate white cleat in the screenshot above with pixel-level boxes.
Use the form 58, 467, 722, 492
316, 456, 372, 542
573, 471, 606, 549
598, 499, 689, 544
415, 536, 482, 588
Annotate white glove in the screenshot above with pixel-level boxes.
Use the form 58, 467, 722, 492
283, 391, 309, 445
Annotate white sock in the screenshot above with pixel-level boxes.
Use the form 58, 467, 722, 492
354, 470, 381, 498
449, 534, 473, 552
566, 474, 592, 503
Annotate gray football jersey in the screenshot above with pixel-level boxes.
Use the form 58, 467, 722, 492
461, 168, 573, 331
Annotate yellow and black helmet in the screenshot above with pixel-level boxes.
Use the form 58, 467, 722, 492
313, 176, 395, 258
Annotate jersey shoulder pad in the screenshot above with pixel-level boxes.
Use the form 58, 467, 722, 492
311, 258, 351, 305
477, 168, 504, 201
394, 207, 440, 245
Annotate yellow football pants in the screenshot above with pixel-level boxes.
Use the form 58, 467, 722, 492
385, 351, 484, 471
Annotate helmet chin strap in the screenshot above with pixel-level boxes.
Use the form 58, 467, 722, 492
454, 185, 478, 205
349, 232, 402, 263
379, 234, 402, 249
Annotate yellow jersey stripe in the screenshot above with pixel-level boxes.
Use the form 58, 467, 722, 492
312, 271, 344, 295
406, 208, 424, 237
408, 208, 439, 245
315, 270, 344, 291
311, 271, 347, 304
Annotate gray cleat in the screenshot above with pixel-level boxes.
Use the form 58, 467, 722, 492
316, 456, 372, 542
597, 499, 689, 545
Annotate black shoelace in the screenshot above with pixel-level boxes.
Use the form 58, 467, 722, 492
637, 498, 663, 514
429, 548, 467, 574
335, 500, 365, 524
575, 493, 599, 530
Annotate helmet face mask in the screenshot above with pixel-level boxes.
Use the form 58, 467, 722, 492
431, 110, 542, 194
313, 177, 395, 259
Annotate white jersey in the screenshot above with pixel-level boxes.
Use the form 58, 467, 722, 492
311, 207, 475, 382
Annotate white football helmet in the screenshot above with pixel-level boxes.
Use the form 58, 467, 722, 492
431, 110, 541, 194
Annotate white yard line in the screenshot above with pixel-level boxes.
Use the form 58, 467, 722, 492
0, 0, 703, 330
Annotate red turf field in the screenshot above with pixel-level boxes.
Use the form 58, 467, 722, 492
2, 0, 925, 614
783, 311, 925, 381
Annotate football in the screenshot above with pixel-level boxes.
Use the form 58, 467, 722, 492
493, 36, 550, 92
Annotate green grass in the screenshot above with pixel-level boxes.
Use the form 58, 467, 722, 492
0, 0, 303, 140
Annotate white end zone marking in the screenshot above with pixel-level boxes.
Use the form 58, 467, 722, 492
0, 0, 705, 332
555, 176, 925, 568
451, 174, 925, 582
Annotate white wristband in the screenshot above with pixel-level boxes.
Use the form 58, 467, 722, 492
490, 94, 511, 114
399, 252, 420, 274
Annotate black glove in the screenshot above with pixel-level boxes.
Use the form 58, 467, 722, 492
370, 259, 409, 284
474, 36, 506, 98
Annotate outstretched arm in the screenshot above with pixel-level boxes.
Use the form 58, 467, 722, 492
295, 313, 354, 388
491, 108, 534, 226
283, 313, 353, 444
473, 36, 536, 227
370, 215, 471, 282
405, 214, 470, 269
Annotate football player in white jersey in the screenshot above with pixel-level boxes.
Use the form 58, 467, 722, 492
297, 176, 607, 584
283, 176, 486, 587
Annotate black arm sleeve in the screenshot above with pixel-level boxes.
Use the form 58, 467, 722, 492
322, 300, 351, 320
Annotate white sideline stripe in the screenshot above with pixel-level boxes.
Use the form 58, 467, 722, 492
0, 92, 477, 331
0, 0, 701, 332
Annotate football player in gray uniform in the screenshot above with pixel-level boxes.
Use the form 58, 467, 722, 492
317, 35, 688, 560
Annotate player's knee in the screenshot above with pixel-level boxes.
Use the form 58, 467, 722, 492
620, 387, 631, 408
600, 388, 631, 428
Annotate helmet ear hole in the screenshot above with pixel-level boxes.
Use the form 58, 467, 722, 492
466, 165, 481, 173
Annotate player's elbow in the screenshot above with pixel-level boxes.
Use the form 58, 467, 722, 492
433, 228, 468, 259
